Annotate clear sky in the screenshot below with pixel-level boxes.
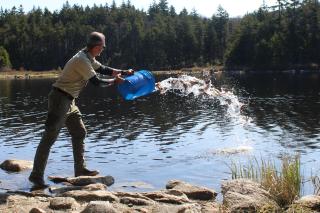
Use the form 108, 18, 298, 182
1, 0, 278, 18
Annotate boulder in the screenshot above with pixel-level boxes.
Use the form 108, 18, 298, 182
49, 175, 114, 186
0, 159, 33, 172
166, 180, 217, 200
221, 179, 280, 212
81, 201, 118, 213
61, 190, 119, 202
49, 197, 78, 210
294, 195, 320, 211
49, 183, 107, 194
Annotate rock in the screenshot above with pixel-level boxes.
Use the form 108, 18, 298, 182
81, 201, 118, 213
49, 175, 114, 186
120, 197, 155, 206
0, 193, 8, 205
49, 197, 78, 210
142, 191, 190, 204
61, 190, 119, 202
29, 208, 46, 213
200, 202, 222, 213
0, 159, 33, 172
166, 180, 217, 201
294, 195, 320, 211
49, 183, 107, 194
221, 179, 280, 212
115, 191, 152, 200
150, 203, 202, 213
115, 191, 155, 206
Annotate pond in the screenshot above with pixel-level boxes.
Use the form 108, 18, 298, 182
0, 72, 320, 197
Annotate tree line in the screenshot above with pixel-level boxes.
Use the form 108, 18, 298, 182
0, 0, 319, 71
225, 0, 320, 70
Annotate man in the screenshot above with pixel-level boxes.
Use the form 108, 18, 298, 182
29, 32, 133, 188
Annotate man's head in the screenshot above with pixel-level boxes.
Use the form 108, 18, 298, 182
87, 32, 106, 57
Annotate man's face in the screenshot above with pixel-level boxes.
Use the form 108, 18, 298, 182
92, 44, 105, 57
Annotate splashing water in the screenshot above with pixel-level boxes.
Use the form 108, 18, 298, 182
156, 75, 244, 118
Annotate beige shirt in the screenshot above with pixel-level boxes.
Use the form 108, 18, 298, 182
53, 49, 102, 98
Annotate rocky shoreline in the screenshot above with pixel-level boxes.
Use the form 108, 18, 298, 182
1, 160, 320, 213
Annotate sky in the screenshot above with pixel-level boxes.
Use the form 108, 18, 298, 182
1, 0, 279, 18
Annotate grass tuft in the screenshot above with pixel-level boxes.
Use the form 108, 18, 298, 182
230, 155, 301, 207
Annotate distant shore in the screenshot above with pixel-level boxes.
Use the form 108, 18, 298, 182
2, 66, 317, 80
0, 67, 220, 80
0, 70, 60, 79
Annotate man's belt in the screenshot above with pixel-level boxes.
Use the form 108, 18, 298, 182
52, 87, 74, 101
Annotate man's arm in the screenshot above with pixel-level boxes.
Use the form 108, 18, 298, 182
89, 74, 125, 87
95, 65, 114, 76
96, 65, 134, 76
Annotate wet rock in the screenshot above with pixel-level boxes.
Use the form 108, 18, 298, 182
116, 181, 154, 190
49, 197, 78, 210
0, 159, 33, 172
29, 207, 46, 213
61, 190, 119, 202
0, 193, 8, 205
49, 183, 107, 194
221, 179, 280, 212
142, 191, 190, 204
166, 180, 217, 201
81, 201, 118, 213
294, 195, 320, 211
49, 175, 114, 186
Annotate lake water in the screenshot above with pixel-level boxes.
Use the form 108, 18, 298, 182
1, 72, 320, 197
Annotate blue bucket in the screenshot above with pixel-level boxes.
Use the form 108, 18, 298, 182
117, 70, 155, 100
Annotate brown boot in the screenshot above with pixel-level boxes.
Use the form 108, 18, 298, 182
75, 168, 99, 177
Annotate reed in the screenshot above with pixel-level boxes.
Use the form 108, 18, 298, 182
230, 155, 301, 207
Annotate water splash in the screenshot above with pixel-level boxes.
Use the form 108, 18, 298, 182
156, 75, 244, 118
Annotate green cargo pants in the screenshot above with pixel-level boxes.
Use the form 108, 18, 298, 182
30, 89, 87, 178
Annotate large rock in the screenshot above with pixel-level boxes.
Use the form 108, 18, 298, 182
49, 183, 107, 195
61, 190, 119, 202
49, 197, 78, 210
293, 195, 320, 211
48, 175, 114, 186
81, 201, 118, 213
0, 159, 33, 172
221, 179, 280, 212
166, 180, 217, 201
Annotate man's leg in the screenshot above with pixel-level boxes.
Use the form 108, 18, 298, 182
29, 91, 72, 186
65, 105, 99, 177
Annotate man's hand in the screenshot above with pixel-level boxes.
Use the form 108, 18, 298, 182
114, 74, 125, 85
126, 69, 135, 75
121, 69, 135, 76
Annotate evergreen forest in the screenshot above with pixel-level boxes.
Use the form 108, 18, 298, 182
0, 0, 319, 71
